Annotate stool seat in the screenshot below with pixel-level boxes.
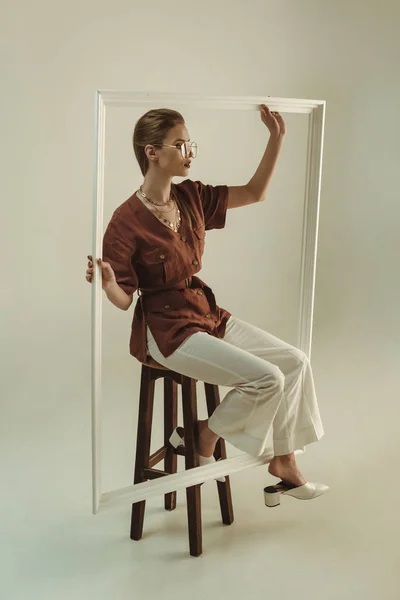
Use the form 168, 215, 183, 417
145, 356, 169, 370
130, 363, 234, 557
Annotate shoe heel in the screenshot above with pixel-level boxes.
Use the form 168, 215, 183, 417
264, 485, 281, 508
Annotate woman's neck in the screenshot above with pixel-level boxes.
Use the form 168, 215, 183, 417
141, 171, 173, 205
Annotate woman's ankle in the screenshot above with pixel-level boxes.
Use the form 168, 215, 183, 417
198, 420, 219, 443
272, 452, 295, 463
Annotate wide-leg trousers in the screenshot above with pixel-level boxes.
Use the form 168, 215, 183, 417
146, 315, 324, 459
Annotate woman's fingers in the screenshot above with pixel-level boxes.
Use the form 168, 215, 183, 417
86, 255, 94, 283
87, 255, 104, 266
86, 256, 114, 288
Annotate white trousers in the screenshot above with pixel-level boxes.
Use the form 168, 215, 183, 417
146, 316, 324, 459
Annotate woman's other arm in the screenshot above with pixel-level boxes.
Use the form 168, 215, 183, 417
86, 255, 133, 311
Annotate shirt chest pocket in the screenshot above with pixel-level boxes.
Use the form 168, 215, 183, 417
140, 247, 172, 285
193, 223, 206, 254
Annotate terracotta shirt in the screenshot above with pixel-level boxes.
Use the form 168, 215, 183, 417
102, 178, 232, 366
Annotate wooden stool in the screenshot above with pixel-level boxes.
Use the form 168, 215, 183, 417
130, 360, 234, 557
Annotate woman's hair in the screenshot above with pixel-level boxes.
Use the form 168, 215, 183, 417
132, 108, 197, 229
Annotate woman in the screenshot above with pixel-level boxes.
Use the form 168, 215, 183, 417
86, 105, 328, 507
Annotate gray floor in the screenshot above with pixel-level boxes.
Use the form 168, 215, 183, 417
3, 440, 398, 600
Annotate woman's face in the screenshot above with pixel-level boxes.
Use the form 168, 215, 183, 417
147, 123, 195, 177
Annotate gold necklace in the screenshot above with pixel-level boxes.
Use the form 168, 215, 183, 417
139, 185, 173, 209
138, 187, 181, 232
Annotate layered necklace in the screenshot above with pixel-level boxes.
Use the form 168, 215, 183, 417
138, 185, 181, 233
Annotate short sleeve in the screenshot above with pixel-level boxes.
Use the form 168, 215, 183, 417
102, 214, 138, 296
193, 180, 229, 231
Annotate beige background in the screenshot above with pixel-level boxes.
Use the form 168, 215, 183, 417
1, 1, 399, 598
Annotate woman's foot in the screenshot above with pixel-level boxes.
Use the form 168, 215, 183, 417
268, 453, 307, 487
197, 420, 219, 457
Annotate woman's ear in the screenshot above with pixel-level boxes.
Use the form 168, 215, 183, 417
144, 144, 157, 162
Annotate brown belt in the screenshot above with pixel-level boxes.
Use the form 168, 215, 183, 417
138, 276, 193, 296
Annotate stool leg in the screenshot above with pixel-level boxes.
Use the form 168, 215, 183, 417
164, 377, 178, 511
130, 366, 155, 541
182, 376, 202, 557
204, 383, 234, 526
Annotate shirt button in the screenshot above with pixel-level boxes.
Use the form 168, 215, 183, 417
205, 313, 211, 319
197, 289, 204, 295
159, 254, 166, 260
181, 236, 187, 242
164, 304, 170, 310
192, 259, 199, 266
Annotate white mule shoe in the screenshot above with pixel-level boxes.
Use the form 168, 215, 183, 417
198, 454, 226, 482
264, 480, 329, 508
169, 427, 226, 483
169, 428, 186, 450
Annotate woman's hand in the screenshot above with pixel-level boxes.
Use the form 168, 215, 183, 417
86, 255, 116, 290
260, 104, 286, 138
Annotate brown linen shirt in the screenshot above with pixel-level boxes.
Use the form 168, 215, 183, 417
102, 178, 232, 366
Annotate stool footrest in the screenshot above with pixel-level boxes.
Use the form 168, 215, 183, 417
143, 468, 169, 480
148, 445, 185, 469
149, 446, 168, 467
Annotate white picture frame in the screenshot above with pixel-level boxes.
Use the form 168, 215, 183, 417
91, 90, 326, 514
